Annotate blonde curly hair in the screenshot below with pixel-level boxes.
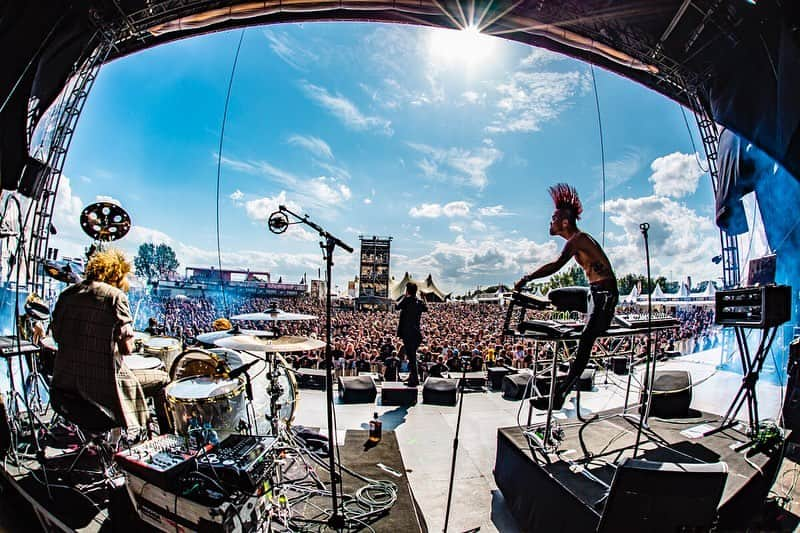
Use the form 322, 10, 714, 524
85, 248, 131, 292
213, 317, 232, 331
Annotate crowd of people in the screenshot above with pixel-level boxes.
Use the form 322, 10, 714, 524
128, 291, 721, 379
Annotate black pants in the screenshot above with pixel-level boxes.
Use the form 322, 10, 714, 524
403, 338, 421, 386
563, 285, 618, 393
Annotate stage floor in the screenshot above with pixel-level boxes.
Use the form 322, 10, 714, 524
0, 347, 796, 532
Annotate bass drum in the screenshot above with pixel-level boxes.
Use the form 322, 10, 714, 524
166, 375, 245, 442
169, 348, 244, 381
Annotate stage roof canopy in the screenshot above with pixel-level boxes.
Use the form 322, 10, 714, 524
2, 1, 798, 194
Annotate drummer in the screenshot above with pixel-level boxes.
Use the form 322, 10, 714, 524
51, 248, 172, 438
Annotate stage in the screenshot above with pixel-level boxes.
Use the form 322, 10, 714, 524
495, 410, 785, 531
0, 347, 796, 531
0, 429, 423, 532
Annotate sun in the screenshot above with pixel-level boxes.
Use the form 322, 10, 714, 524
428, 26, 497, 68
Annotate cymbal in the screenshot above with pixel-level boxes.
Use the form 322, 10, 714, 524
196, 328, 275, 345
231, 308, 317, 322
213, 335, 326, 352
42, 259, 83, 283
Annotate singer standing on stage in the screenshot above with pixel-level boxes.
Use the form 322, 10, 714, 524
514, 184, 618, 410
396, 282, 427, 387
51, 249, 172, 437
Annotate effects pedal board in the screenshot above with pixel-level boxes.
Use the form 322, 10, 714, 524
115, 434, 201, 491
197, 434, 276, 492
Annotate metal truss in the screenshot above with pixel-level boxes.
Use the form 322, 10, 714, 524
25, 35, 115, 293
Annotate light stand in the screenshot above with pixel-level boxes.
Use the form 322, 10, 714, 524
269, 205, 352, 530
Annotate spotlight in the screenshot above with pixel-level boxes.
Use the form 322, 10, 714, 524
712, 255, 723, 264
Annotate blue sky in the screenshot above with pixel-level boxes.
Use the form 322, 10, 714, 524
51, 22, 722, 293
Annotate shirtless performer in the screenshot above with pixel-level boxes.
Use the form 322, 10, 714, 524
514, 183, 618, 410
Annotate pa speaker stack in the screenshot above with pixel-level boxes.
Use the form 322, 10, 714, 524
640, 370, 692, 418
422, 378, 458, 405
338, 375, 377, 403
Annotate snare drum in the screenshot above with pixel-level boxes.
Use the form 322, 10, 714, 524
169, 348, 244, 381
124, 354, 164, 371
166, 376, 246, 440
143, 336, 182, 369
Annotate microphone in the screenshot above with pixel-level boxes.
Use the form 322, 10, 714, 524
228, 359, 260, 379
268, 210, 289, 234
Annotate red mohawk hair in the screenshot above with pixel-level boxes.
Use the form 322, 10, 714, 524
548, 183, 583, 221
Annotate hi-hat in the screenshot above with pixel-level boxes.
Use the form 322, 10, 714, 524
231, 308, 317, 322
196, 328, 275, 345
42, 259, 83, 283
213, 335, 326, 352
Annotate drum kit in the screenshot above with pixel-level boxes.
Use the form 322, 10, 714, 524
155, 305, 324, 443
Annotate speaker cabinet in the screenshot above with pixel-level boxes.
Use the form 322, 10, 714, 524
422, 377, 458, 405
338, 375, 377, 404
640, 370, 692, 418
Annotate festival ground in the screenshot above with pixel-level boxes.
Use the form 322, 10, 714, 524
1, 347, 797, 531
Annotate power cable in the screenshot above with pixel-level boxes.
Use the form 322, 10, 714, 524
590, 66, 607, 247
215, 29, 246, 318
679, 103, 709, 173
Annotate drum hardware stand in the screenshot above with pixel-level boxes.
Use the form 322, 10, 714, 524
269, 204, 353, 530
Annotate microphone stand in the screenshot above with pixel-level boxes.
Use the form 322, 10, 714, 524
269, 205, 352, 530
633, 222, 655, 457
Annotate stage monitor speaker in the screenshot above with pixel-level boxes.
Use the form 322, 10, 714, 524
381, 382, 418, 405
597, 458, 728, 533
640, 370, 692, 419
488, 366, 514, 390
502, 373, 534, 400
422, 377, 457, 405
611, 356, 628, 375
338, 375, 377, 404
296, 368, 327, 390
783, 337, 800, 435
575, 368, 595, 392
18, 156, 50, 201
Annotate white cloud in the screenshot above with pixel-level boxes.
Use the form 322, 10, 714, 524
603, 149, 643, 189
604, 195, 720, 280
221, 155, 351, 210
288, 134, 333, 160
519, 47, 564, 69
487, 70, 588, 134
478, 205, 513, 217
262, 29, 318, 71
648, 152, 706, 198
305, 177, 351, 205
243, 192, 316, 242
409, 201, 471, 218
407, 142, 502, 189
95, 195, 121, 205
229, 189, 244, 201
461, 91, 482, 104
300, 81, 393, 135
363, 198, 372, 204
403, 235, 559, 291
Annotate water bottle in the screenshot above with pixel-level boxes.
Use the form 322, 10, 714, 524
368, 412, 382, 443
